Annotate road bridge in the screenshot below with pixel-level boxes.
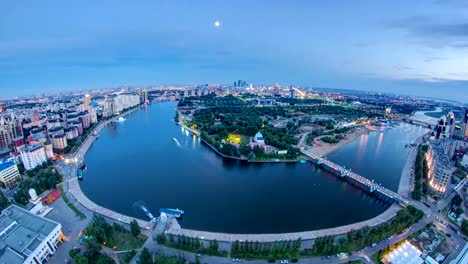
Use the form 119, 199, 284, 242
302, 150, 410, 205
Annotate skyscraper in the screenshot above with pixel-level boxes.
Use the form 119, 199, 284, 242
143, 89, 149, 104
462, 108, 468, 138
83, 94, 91, 106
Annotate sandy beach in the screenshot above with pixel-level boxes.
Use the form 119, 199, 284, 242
309, 127, 369, 156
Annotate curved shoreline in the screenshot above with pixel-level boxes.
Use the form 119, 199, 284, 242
66, 105, 410, 242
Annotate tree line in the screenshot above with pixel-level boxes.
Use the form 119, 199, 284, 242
231, 239, 302, 259
412, 144, 429, 200
156, 233, 228, 257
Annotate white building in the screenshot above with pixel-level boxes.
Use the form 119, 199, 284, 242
425, 141, 455, 196
254, 132, 265, 144
461, 154, 468, 168
0, 204, 64, 264
113, 93, 140, 114
431, 112, 455, 140
20, 144, 47, 170
0, 160, 21, 189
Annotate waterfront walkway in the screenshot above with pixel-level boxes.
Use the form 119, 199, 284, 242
166, 205, 400, 242
397, 134, 427, 198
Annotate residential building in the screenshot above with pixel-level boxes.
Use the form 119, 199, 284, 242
431, 111, 455, 140
0, 160, 21, 189
83, 94, 91, 106
425, 140, 455, 196
78, 112, 90, 130
51, 133, 67, 151
20, 144, 47, 170
113, 93, 140, 113
64, 127, 79, 140
0, 113, 23, 151
47, 126, 64, 138
0, 204, 64, 264
43, 142, 53, 159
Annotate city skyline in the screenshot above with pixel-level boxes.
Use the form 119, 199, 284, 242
1, 0, 468, 103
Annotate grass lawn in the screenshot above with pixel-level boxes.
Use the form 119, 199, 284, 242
57, 184, 86, 219
117, 250, 137, 264
107, 232, 147, 251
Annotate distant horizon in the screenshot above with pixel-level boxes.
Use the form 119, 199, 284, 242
2, 82, 467, 105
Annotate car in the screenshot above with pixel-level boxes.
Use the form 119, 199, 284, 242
232, 258, 241, 262
291, 259, 298, 263
267, 260, 276, 263
280, 260, 289, 264
446, 233, 452, 237
196, 253, 202, 257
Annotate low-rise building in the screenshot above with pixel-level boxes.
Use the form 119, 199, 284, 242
0, 160, 21, 189
0, 204, 64, 264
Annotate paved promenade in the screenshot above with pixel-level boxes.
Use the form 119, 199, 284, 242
166, 205, 400, 242
397, 134, 427, 198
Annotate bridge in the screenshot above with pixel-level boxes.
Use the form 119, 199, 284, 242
302, 150, 410, 205
401, 117, 436, 127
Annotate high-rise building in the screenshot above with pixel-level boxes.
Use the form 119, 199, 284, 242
425, 140, 455, 196
142, 89, 149, 104
0, 114, 23, 151
83, 94, 91, 106
461, 108, 468, 138
431, 111, 455, 140
20, 144, 47, 170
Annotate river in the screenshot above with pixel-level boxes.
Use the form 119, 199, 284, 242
80, 102, 427, 234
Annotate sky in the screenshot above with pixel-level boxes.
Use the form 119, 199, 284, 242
1, 0, 468, 102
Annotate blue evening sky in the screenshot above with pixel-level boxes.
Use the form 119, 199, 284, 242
1, 0, 467, 102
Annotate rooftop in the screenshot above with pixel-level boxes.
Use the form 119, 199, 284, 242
0, 205, 61, 264
0, 161, 15, 172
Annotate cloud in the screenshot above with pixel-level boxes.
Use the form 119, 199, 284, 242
386, 16, 468, 49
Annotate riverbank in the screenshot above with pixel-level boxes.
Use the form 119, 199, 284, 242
166, 204, 400, 242
397, 133, 428, 198
178, 120, 299, 163
310, 127, 369, 156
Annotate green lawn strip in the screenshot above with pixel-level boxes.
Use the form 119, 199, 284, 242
58, 184, 86, 219
117, 250, 137, 264
106, 232, 147, 251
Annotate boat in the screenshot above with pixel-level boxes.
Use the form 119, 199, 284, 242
141, 206, 157, 223
77, 169, 83, 180
159, 208, 184, 218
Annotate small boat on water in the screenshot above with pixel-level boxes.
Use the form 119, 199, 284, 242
77, 169, 83, 180
159, 208, 184, 218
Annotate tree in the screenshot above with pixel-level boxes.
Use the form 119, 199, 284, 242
0, 192, 10, 211
462, 220, 468, 236
130, 219, 141, 237
156, 234, 166, 244
138, 248, 153, 264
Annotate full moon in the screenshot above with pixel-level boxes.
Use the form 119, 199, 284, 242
214, 21, 221, 27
